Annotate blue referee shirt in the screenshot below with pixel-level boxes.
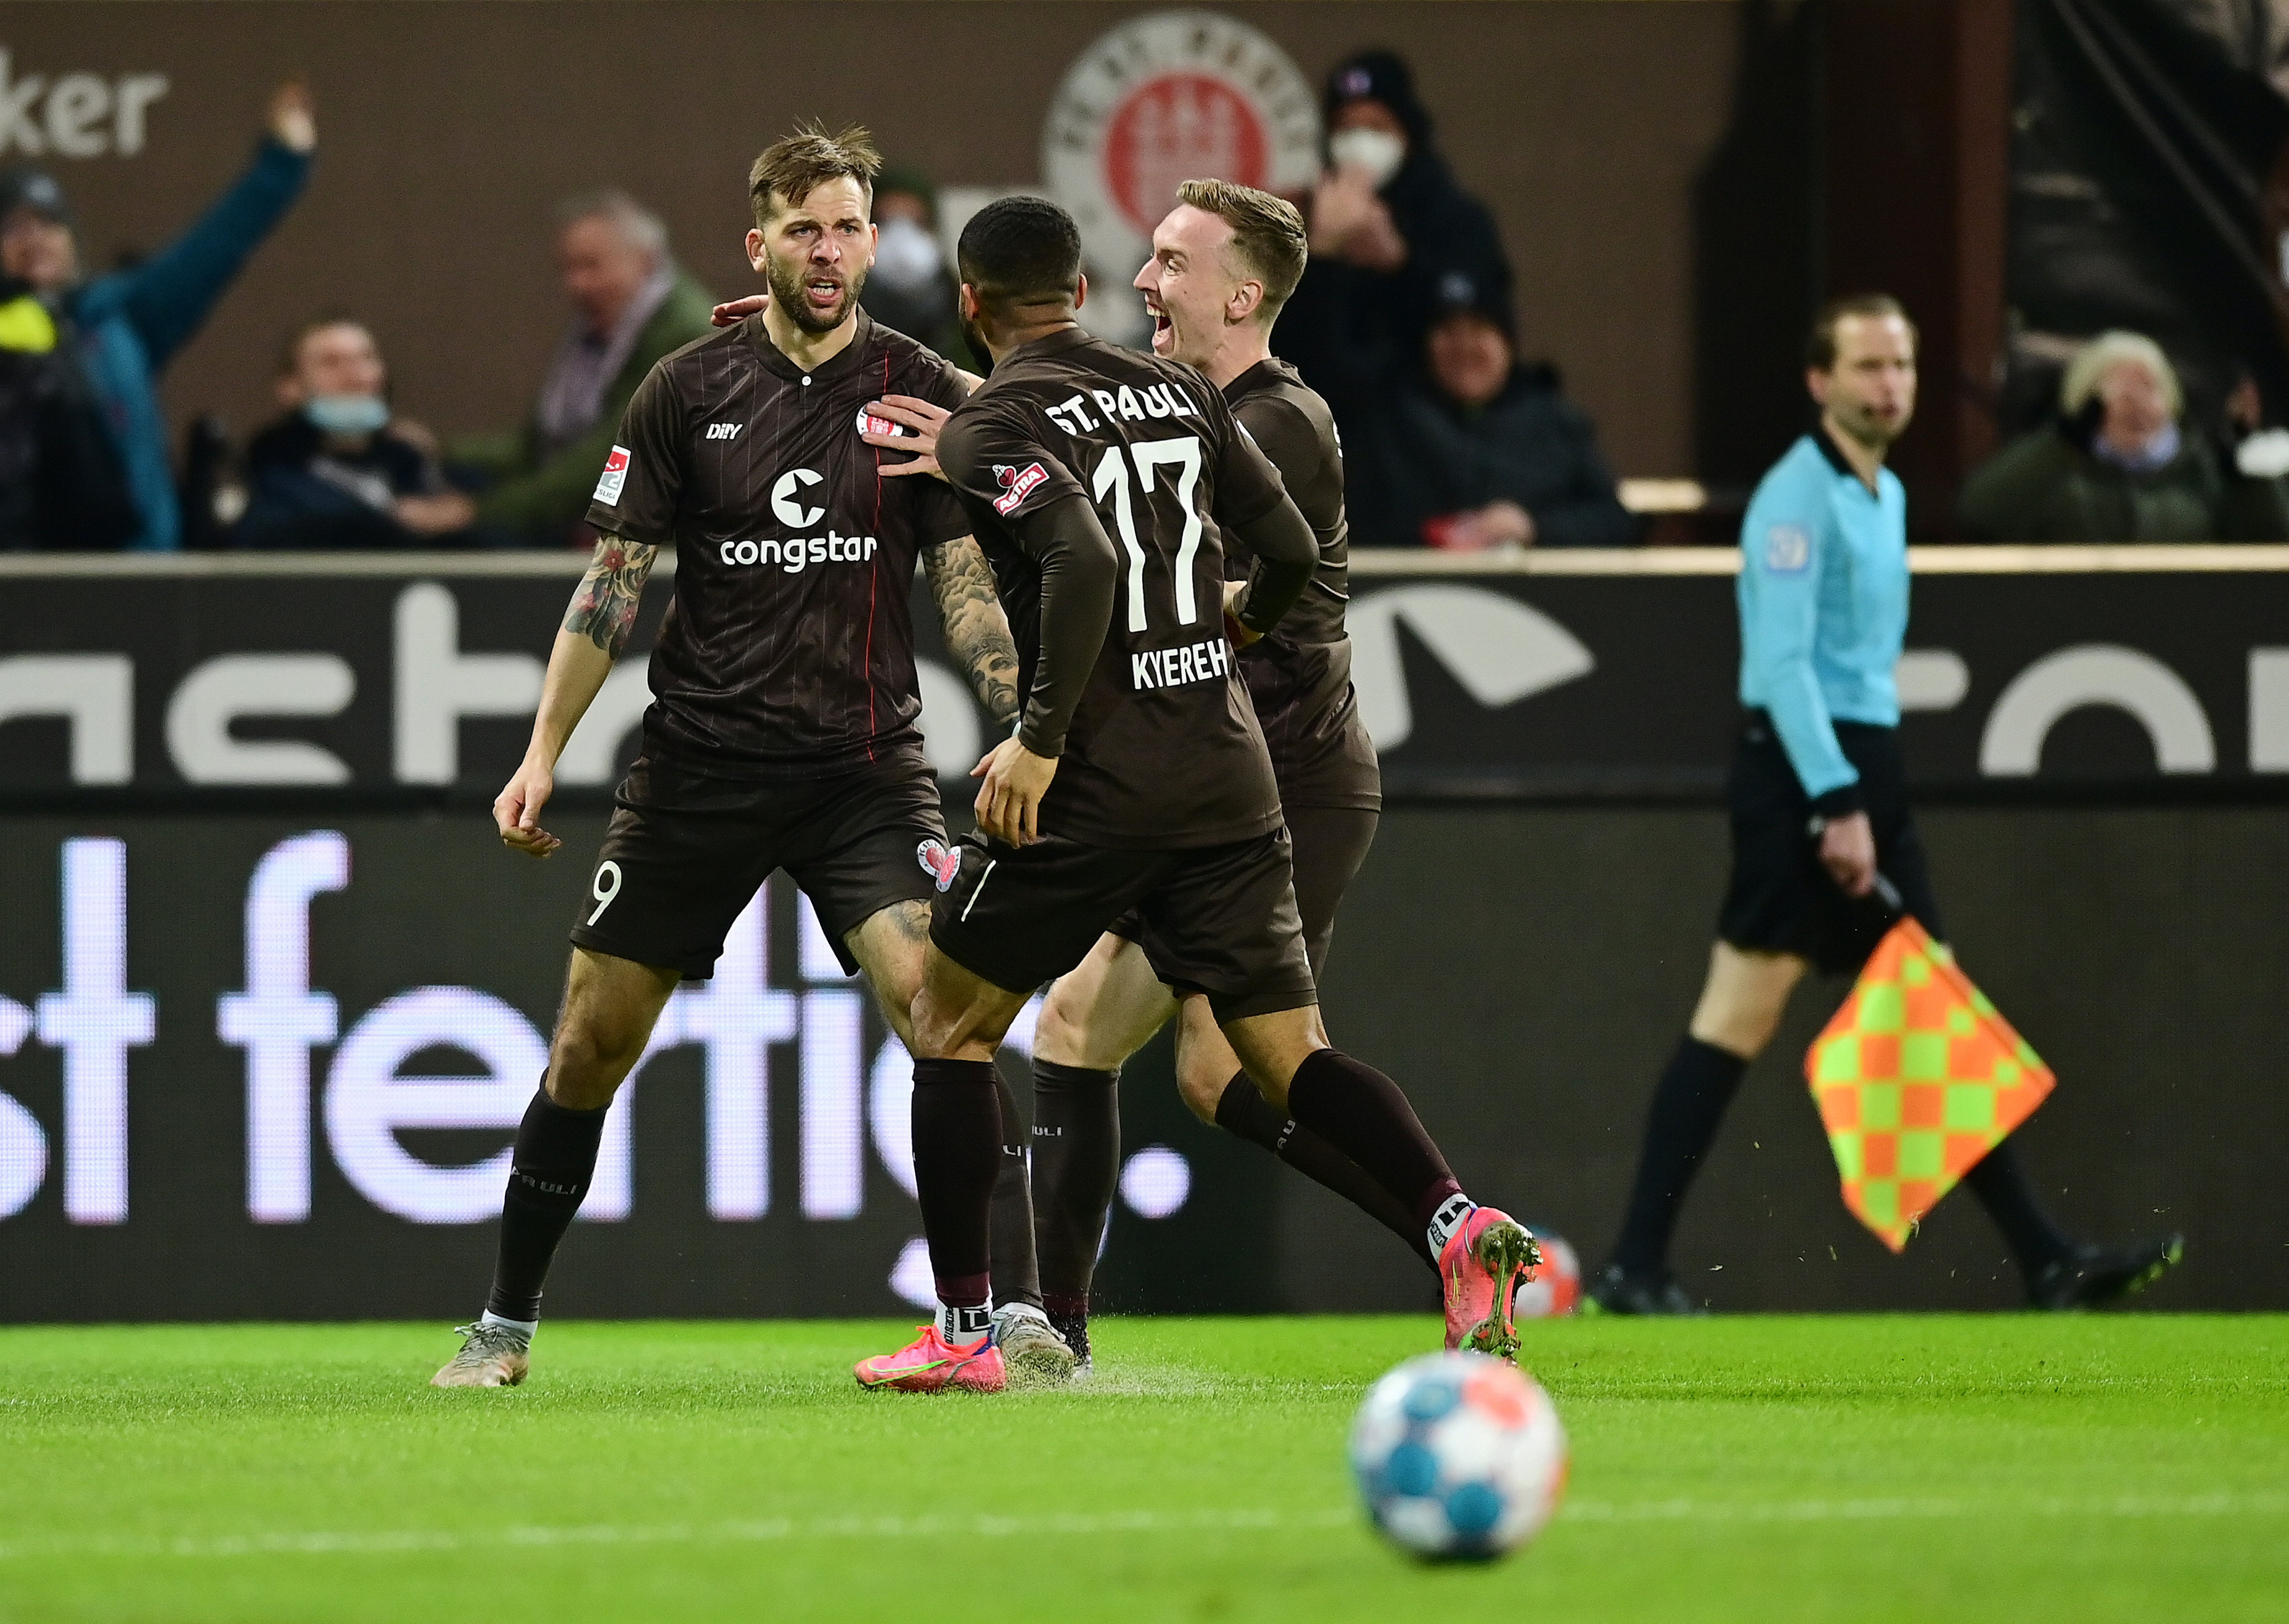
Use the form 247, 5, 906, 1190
1735, 427, 1907, 810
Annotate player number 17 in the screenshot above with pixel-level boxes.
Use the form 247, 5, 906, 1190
1091, 436, 1205, 633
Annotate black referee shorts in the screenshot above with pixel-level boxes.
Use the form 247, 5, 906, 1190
570, 749, 945, 981
928, 828, 1319, 1022
1716, 714, 1944, 974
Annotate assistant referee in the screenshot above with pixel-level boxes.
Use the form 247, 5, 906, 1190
1587, 293, 2182, 1315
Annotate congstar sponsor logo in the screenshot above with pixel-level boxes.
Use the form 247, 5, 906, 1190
716, 531, 879, 573
715, 467, 878, 571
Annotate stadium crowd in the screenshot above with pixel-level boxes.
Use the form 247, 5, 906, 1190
4, 55, 2288, 552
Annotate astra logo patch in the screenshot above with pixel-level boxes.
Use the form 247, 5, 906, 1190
856, 406, 913, 439
592, 446, 630, 505
1764, 523, 1812, 574
771, 467, 826, 528
915, 838, 960, 892
993, 462, 1047, 516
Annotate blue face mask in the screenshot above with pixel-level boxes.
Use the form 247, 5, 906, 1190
304, 394, 390, 436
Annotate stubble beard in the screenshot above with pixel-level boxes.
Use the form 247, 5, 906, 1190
958, 311, 994, 372
766, 247, 867, 336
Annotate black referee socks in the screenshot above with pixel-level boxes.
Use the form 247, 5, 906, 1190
486, 1082, 609, 1324
1215, 1072, 1438, 1272
1611, 1035, 1748, 1276
911, 1058, 1003, 1309
1031, 1061, 1121, 1319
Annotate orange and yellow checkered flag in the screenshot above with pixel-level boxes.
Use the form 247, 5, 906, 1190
1804, 918, 2054, 1252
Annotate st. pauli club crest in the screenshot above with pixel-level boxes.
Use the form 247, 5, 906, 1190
1042, 9, 1321, 343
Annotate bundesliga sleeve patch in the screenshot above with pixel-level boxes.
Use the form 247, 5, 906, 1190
1764, 523, 1811, 574
993, 462, 1048, 516
593, 446, 631, 506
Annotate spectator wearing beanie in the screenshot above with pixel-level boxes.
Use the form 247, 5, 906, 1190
1275, 51, 1514, 428
1959, 330, 2289, 542
1349, 272, 1637, 550
0, 83, 313, 552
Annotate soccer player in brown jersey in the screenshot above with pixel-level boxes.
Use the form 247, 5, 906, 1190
433, 126, 1066, 1388
846, 185, 1433, 1376
851, 196, 1536, 1395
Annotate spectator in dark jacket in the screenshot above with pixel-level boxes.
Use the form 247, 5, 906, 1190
1959, 330, 2289, 541
0, 272, 136, 550
235, 316, 474, 550
1275, 51, 1514, 426
1351, 274, 1638, 550
0, 83, 313, 551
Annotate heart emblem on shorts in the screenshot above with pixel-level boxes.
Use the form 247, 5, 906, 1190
916, 838, 960, 893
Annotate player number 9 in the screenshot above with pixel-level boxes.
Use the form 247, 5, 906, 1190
588, 860, 623, 925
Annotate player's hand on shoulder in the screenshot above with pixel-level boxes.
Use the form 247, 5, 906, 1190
711, 293, 769, 328
494, 756, 563, 859
863, 394, 954, 481
971, 735, 1057, 846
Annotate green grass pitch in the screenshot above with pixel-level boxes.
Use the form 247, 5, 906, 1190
2, 1315, 2283, 1623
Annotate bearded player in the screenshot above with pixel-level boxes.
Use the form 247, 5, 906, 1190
432, 125, 1075, 1388
850, 195, 1536, 1394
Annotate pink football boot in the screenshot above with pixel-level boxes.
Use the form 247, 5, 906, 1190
854, 1324, 1007, 1393
1439, 1206, 1542, 1363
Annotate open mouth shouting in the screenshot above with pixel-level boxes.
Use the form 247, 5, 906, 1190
1145, 298, 1175, 354
805, 273, 847, 317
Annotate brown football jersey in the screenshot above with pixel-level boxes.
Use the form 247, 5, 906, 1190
1223, 357, 1380, 811
935, 328, 1296, 849
584, 308, 971, 778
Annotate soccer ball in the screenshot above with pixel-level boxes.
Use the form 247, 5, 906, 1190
1349, 1351, 1568, 1561
1513, 1228, 1581, 1318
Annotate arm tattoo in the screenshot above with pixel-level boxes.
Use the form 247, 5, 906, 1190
562, 534, 659, 659
925, 536, 1022, 728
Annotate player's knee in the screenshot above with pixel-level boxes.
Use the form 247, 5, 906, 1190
547, 1016, 649, 1104
1173, 1058, 1229, 1125
1031, 984, 1086, 1064
911, 987, 973, 1061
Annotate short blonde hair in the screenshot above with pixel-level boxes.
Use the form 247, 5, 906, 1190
1174, 178, 1308, 320
2062, 330, 2182, 418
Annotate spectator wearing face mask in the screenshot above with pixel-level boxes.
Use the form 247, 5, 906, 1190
857, 166, 964, 361
0, 83, 314, 551
1349, 274, 1637, 550
1958, 330, 2289, 541
234, 316, 474, 549
1274, 51, 1514, 425
448, 190, 715, 545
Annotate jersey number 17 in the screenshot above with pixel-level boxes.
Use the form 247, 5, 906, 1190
1091, 435, 1205, 635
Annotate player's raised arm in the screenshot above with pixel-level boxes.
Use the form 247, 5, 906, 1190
923, 536, 1021, 728
494, 534, 660, 858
